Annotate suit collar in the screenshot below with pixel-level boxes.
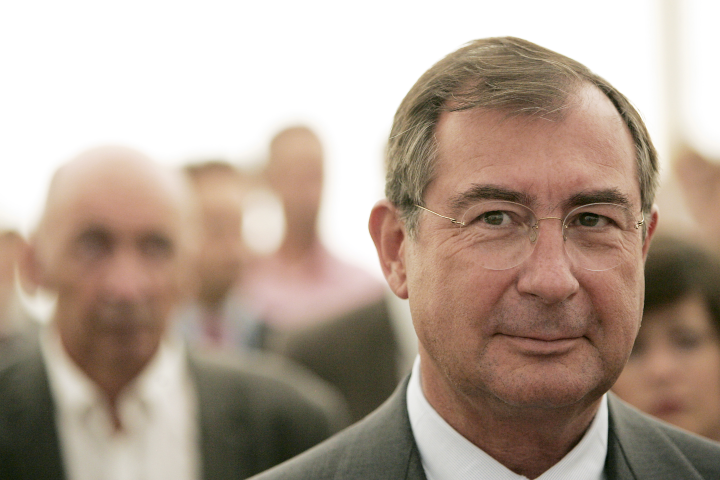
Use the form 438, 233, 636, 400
396, 380, 708, 480
605, 393, 705, 480
336, 375, 427, 479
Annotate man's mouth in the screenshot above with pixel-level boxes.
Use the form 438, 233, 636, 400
499, 334, 583, 355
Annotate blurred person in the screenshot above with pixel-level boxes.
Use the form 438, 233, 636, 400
278, 292, 416, 422
613, 235, 720, 442
674, 147, 720, 253
0, 213, 39, 353
252, 37, 720, 480
0, 146, 346, 480
241, 126, 384, 330
177, 160, 267, 352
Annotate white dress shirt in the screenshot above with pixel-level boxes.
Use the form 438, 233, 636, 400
407, 357, 608, 480
41, 326, 200, 480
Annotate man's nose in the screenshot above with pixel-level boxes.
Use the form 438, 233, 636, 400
516, 217, 579, 304
101, 251, 151, 301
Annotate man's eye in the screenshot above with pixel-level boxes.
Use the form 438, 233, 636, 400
139, 235, 173, 259
75, 230, 112, 260
570, 212, 612, 228
478, 211, 511, 226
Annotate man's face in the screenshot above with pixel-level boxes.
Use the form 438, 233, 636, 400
269, 133, 324, 229
405, 85, 656, 411
194, 173, 246, 304
37, 170, 188, 370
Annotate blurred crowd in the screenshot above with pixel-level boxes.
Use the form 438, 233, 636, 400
1, 124, 720, 478
0, 126, 416, 480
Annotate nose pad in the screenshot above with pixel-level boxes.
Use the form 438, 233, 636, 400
528, 217, 564, 244
518, 215, 579, 303
529, 225, 539, 243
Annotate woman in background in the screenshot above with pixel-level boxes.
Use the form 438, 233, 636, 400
613, 235, 720, 441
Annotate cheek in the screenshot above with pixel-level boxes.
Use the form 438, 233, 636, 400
590, 264, 643, 339
407, 250, 511, 364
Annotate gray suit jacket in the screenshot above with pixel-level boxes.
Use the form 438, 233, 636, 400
251, 377, 720, 480
0, 348, 345, 480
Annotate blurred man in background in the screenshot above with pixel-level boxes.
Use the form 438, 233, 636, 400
177, 160, 267, 352
0, 146, 345, 480
0, 213, 38, 355
241, 126, 384, 330
278, 292, 416, 423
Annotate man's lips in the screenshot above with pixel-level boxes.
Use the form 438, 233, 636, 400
499, 334, 583, 355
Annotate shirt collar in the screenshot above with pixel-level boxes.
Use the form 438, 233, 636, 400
407, 356, 608, 480
41, 324, 189, 427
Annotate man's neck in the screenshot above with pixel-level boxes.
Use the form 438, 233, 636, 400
277, 231, 319, 262
421, 360, 602, 479
59, 331, 157, 411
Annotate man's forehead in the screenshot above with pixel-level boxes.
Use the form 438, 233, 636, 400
41, 149, 189, 241
430, 85, 640, 207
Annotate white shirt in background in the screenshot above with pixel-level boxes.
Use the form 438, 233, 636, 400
41, 326, 200, 480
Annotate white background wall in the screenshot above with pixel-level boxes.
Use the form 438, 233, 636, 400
0, 0, 718, 279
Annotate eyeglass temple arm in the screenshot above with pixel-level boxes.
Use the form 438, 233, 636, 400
635, 212, 645, 229
415, 205, 465, 225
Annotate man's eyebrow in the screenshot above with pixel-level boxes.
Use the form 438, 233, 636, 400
564, 189, 633, 210
449, 185, 534, 210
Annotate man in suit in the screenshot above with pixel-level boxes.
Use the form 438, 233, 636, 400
252, 37, 720, 479
0, 146, 345, 480
177, 160, 269, 353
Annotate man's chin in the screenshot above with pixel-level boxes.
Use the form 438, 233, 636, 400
477, 369, 608, 412
95, 330, 161, 364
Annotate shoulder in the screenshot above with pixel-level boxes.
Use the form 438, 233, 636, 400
279, 299, 393, 359
190, 349, 350, 435
249, 377, 426, 480
607, 393, 720, 479
0, 348, 63, 479
0, 346, 47, 403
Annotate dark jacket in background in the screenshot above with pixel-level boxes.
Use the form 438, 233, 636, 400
0, 347, 348, 480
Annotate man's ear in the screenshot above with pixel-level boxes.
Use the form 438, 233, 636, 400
641, 204, 660, 260
18, 238, 47, 295
369, 200, 408, 299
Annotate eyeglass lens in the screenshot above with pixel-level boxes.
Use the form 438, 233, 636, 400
457, 201, 641, 271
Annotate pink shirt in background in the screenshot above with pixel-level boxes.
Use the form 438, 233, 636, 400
241, 242, 385, 330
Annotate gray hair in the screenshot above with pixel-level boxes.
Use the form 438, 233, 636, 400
386, 36, 658, 236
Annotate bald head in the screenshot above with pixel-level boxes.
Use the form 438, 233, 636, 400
37, 146, 193, 250
29, 146, 197, 400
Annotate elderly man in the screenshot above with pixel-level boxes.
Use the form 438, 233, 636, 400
252, 37, 720, 479
0, 146, 345, 480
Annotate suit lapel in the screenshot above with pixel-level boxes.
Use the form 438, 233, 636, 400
605, 393, 704, 480
333, 376, 427, 479
4, 350, 66, 480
